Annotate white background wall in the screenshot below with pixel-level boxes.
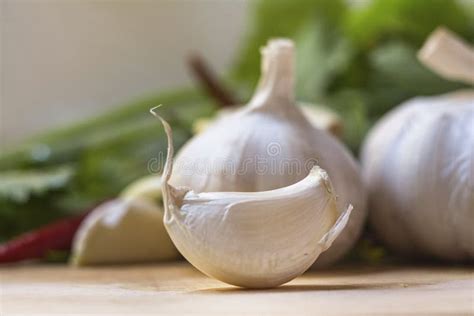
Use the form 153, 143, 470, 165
0, 0, 249, 148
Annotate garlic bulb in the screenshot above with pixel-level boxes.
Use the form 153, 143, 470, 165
153, 109, 352, 288
71, 176, 179, 265
193, 103, 343, 138
361, 28, 474, 261
171, 39, 367, 267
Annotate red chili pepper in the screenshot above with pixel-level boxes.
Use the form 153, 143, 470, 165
0, 208, 94, 264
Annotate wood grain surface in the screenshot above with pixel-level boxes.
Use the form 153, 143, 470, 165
1, 262, 473, 315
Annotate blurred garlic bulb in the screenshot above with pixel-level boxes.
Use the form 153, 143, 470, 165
171, 39, 367, 267
71, 176, 179, 265
193, 103, 343, 138
153, 110, 352, 288
361, 28, 474, 261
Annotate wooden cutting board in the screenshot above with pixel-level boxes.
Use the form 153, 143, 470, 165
1, 262, 473, 315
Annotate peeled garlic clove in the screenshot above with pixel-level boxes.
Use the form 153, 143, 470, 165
165, 167, 350, 288
152, 109, 352, 288
71, 198, 179, 265
166, 170, 352, 288
193, 104, 343, 138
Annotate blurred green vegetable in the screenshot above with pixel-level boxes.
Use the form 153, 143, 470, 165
0, 166, 73, 204
0, 167, 74, 241
346, 0, 473, 48
232, 0, 347, 89
0, 89, 213, 241
0, 89, 208, 170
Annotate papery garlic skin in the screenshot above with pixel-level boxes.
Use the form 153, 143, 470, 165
361, 90, 474, 261
154, 110, 352, 288
418, 27, 474, 85
171, 39, 367, 267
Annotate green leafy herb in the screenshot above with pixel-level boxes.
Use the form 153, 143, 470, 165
232, 0, 347, 90
295, 19, 353, 101
345, 0, 474, 50
0, 166, 74, 204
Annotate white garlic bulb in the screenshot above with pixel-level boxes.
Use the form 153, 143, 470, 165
171, 39, 367, 267
153, 109, 352, 288
361, 28, 474, 261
